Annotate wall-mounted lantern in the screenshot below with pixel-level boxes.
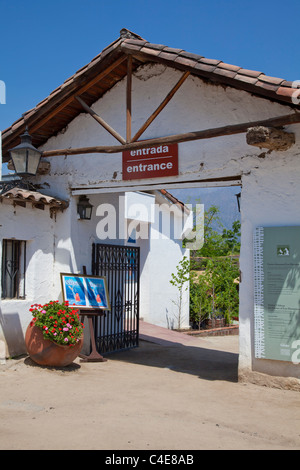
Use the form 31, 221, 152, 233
77, 195, 93, 220
8, 127, 42, 177
235, 192, 241, 212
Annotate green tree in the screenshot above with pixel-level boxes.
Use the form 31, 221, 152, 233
221, 220, 241, 254
205, 258, 239, 324
190, 270, 212, 328
169, 256, 190, 329
193, 205, 240, 258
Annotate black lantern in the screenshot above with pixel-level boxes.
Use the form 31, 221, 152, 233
8, 127, 42, 176
77, 195, 93, 220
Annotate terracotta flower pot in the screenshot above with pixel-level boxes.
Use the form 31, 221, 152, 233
25, 322, 83, 367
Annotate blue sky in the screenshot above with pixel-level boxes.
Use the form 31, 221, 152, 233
0, 0, 299, 133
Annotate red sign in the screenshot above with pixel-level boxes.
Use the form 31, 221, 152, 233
122, 144, 178, 180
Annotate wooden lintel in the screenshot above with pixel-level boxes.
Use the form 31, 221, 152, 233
246, 126, 295, 151
75, 96, 126, 145
131, 71, 190, 143
126, 55, 132, 143
41, 112, 300, 157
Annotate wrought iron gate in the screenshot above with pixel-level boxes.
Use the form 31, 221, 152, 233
92, 243, 140, 354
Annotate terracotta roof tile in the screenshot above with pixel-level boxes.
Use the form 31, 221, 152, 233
122, 42, 144, 54
158, 189, 189, 214
143, 42, 166, 51
0, 188, 68, 210
193, 62, 217, 73
199, 57, 222, 66
218, 62, 241, 72
158, 51, 180, 61
35, 97, 50, 108
280, 80, 294, 88
213, 68, 237, 79
163, 46, 184, 54
123, 38, 148, 47
179, 51, 204, 60
174, 56, 198, 68
2, 29, 299, 158
277, 86, 300, 98
234, 74, 259, 85
255, 80, 280, 92
258, 75, 285, 85
237, 68, 262, 78
139, 46, 161, 57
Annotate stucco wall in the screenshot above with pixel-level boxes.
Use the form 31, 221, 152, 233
0, 199, 66, 356
239, 146, 300, 381
0, 186, 190, 355
38, 64, 300, 382
2, 62, 300, 384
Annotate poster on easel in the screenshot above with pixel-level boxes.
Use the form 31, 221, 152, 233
254, 226, 300, 362
60, 273, 110, 310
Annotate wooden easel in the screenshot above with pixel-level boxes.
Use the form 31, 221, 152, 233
79, 309, 107, 362
78, 266, 107, 362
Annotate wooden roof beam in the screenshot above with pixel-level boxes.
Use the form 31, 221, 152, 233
75, 96, 126, 144
28, 56, 128, 135
131, 71, 190, 142
41, 112, 300, 157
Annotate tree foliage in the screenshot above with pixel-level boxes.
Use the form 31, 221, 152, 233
171, 203, 240, 329
195, 205, 241, 258
169, 256, 190, 329
189, 204, 240, 328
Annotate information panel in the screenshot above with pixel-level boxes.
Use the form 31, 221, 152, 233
254, 226, 300, 361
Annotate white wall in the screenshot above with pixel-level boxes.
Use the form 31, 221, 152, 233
0, 187, 190, 354
37, 64, 300, 382
0, 200, 68, 356
144, 192, 190, 329
239, 140, 300, 380
2, 62, 300, 384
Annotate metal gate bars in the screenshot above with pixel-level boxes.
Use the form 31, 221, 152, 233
92, 243, 140, 354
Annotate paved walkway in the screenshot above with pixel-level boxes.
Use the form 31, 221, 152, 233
139, 321, 203, 345
139, 320, 239, 353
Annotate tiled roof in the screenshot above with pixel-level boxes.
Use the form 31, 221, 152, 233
158, 189, 190, 214
2, 29, 299, 161
119, 36, 297, 102
0, 187, 68, 214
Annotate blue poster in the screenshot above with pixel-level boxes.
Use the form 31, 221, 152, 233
61, 274, 110, 310
85, 277, 109, 309
63, 276, 87, 306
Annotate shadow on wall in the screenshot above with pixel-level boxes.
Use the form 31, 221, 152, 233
0, 309, 26, 357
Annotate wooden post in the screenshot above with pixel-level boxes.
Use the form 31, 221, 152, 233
126, 55, 132, 143
75, 96, 126, 145
131, 71, 190, 142
79, 266, 107, 362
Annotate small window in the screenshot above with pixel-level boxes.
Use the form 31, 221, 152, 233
1, 239, 26, 299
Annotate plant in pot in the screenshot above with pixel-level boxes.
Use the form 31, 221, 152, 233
25, 300, 84, 367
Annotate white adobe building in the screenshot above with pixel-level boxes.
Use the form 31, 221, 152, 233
1, 29, 300, 388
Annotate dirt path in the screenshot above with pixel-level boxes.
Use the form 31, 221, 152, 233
0, 335, 299, 450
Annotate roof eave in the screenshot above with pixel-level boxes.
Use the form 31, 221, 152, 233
2, 31, 300, 161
